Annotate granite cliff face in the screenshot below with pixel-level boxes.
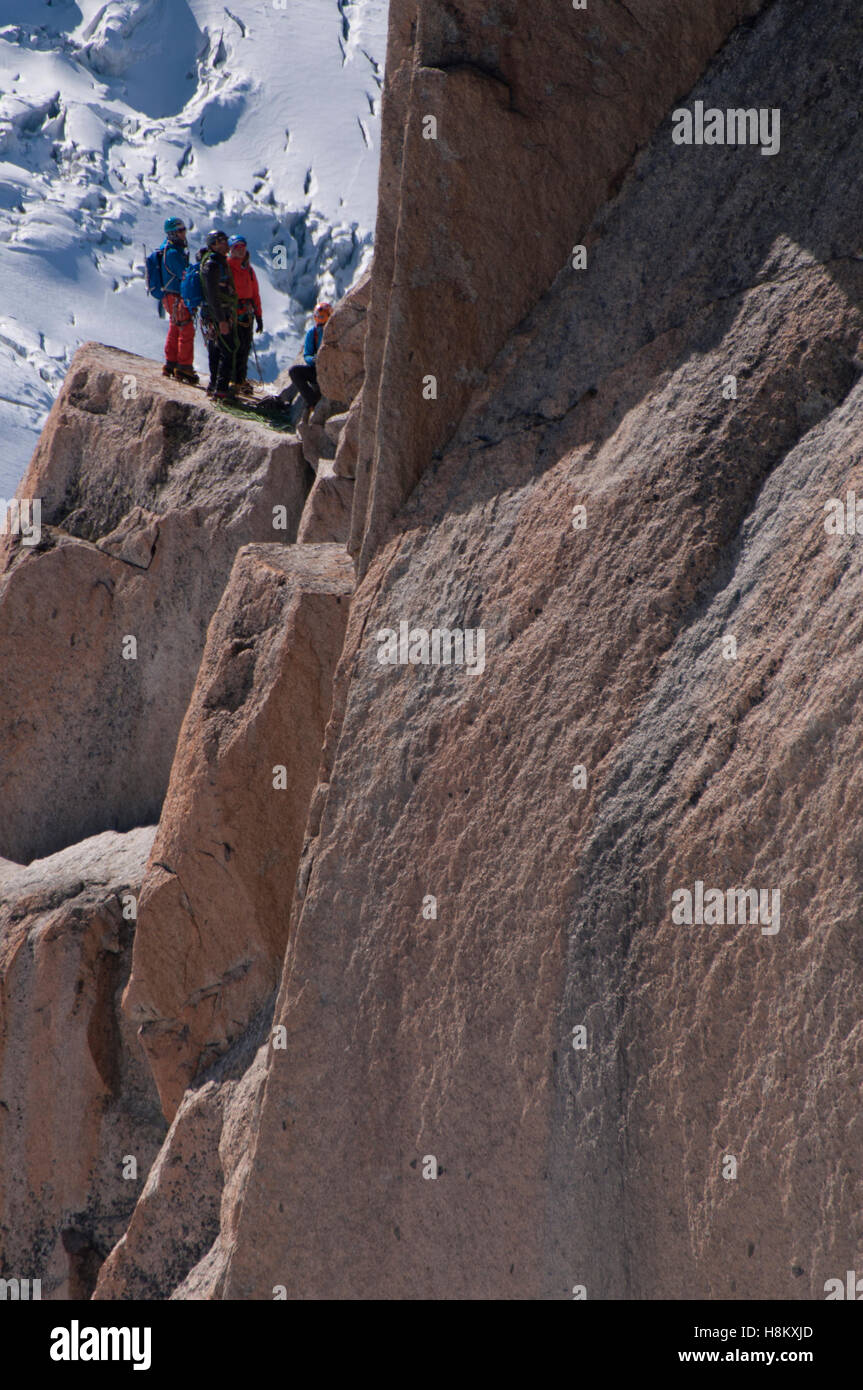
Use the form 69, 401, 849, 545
350, 0, 765, 572
3, 0, 863, 1301
215, 0, 863, 1300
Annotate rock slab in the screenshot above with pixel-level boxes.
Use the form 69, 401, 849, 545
0, 827, 164, 1299
123, 542, 354, 1119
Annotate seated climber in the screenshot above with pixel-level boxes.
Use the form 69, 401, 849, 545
289, 302, 332, 413
227, 234, 263, 395
160, 216, 199, 385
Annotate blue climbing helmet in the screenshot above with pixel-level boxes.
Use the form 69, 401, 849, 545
228, 234, 247, 248
164, 216, 186, 238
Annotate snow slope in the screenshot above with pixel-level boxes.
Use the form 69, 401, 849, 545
0, 0, 388, 495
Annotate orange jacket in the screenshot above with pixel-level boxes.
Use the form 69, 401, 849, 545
228, 257, 262, 319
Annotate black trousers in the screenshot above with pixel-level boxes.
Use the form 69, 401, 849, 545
205, 334, 219, 384
234, 318, 253, 384
212, 325, 239, 394
289, 363, 320, 408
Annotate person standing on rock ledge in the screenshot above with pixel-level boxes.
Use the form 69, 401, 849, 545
196, 245, 221, 395
160, 217, 199, 386
227, 234, 263, 396
201, 229, 239, 402
289, 301, 332, 415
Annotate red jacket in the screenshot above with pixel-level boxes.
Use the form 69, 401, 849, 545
228, 256, 262, 318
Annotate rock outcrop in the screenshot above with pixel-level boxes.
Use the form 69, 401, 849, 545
92, 1017, 270, 1302
0, 346, 310, 864
290, 274, 373, 538
297, 463, 355, 544
315, 268, 371, 408
332, 398, 360, 479
0, 828, 164, 1299
122, 542, 353, 1119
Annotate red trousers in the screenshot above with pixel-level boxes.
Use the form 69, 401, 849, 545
163, 293, 195, 366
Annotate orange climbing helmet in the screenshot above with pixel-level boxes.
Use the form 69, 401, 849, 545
313, 301, 333, 324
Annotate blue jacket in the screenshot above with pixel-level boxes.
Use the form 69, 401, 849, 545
160, 239, 189, 295
303, 324, 323, 365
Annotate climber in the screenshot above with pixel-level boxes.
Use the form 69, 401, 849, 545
288, 301, 332, 413
201, 229, 239, 401
195, 246, 220, 396
227, 234, 263, 395
160, 217, 199, 385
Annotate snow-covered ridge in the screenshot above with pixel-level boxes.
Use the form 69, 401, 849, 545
0, 0, 388, 494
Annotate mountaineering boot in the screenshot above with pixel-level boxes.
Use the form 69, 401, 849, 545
237, 379, 255, 396
174, 366, 200, 385
162, 362, 177, 378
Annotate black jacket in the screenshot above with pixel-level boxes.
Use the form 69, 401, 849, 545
202, 250, 237, 323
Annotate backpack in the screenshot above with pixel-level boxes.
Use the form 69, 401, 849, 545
145, 246, 165, 301
180, 262, 205, 312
